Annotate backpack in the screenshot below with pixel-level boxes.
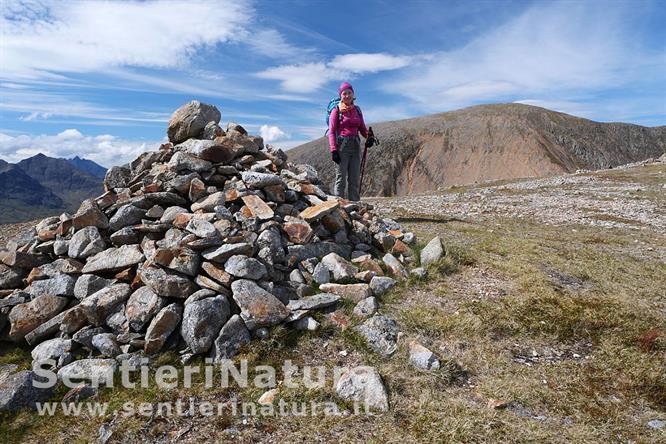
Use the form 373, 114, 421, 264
325, 98, 360, 136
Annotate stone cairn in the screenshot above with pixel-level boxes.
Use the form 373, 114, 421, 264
0, 101, 440, 412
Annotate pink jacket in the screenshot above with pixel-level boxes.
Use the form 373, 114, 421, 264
328, 105, 369, 152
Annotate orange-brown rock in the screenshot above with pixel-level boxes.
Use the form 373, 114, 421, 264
299, 200, 339, 222
241, 195, 274, 220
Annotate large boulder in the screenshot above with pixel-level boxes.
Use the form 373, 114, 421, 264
0, 371, 55, 412
335, 366, 389, 412
181, 294, 230, 354
8, 294, 68, 341
167, 100, 221, 144
230, 279, 289, 330
144, 303, 182, 354
211, 315, 251, 361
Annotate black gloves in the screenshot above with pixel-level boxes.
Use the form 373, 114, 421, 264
365, 136, 376, 148
331, 150, 341, 164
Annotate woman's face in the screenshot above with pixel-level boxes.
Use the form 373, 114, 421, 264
340, 89, 354, 104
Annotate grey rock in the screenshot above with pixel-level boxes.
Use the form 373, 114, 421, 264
72, 326, 107, 350
257, 228, 285, 262
321, 253, 358, 282
167, 100, 221, 144
181, 294, 230, 354
647, 419, 665, 429
144, 303, 182, 354
410, 267, 428, 279
191, 191, 225, 212
74, 274, 114, 300
0, 371, 54, 412
0, 264, 27, 289
357, 314, 400, 356
68, 226, 106, 259
25, 309, 71, 345
24, 273, 76, 298
81, 245, 144, 274
289, 269, 306, 284
125, 286, 167, 332
369, 276, 398, 296
109, 204, 146, 232
57, 359, 117, 385
202, 121, 223, 140
241, 171, 283, 188
53, 239, 69, 256
287, 242, 351, 262
105, 304, 128, 334
231, 279, 289, 330
335, 366, 389, 412
287, 293, 340, 311
79, 283, 131, 326
160, 206, 189, 224
202, 243, 253, 263
139, 266, 198, 298
353, 297, 378, 318
103, 165, 132, 191
420, 236, 443, 268
31, 338, 74, 370
312, 262, 330, 285
185, 218, 218, 238
293, 316, 320, 331
211, 314, 251, 361
110, 227, 139, 246
92, 333, 122, 357
168, 151, 213, 173
408, 341, 441, 371
382, 253, 409, 280
402, 232, 416, 245
225, 255, 267, 280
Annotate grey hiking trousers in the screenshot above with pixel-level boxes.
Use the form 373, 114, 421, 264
333, 135, 362, 201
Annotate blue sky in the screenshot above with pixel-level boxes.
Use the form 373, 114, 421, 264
1, 0, 664, 167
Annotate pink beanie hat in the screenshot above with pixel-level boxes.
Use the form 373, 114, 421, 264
338, 81, 354, 96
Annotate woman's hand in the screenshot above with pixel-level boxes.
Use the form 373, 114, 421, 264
331, 150, 341, 164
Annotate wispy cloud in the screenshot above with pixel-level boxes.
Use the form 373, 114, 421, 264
256, 53, 417, 93
381, 1, 664, 112
0, 0, 252, 79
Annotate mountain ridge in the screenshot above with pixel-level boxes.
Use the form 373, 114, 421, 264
287, 103, 666, 197
0, 154, 104, 223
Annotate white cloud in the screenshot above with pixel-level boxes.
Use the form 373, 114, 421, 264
256, 53, 415, 92
382, 2, 662, 112
19, 111, 53, 121
259, 125, 289, 142
256, 62, 334, 93
239, 28, 314, 60
0, 0, 252, 79
0, 130, 162, 167
57, 128, 83, 139
329, 53, 412, 73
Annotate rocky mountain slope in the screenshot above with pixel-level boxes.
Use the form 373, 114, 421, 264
0, 155, 105, 223
288, 103, 666, 197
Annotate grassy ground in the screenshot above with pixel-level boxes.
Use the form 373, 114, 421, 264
1, 167, 665, 443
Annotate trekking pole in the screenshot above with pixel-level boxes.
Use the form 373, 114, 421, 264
359, 127, 379, 196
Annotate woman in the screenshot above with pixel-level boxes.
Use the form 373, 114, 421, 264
329, 81, 368, 201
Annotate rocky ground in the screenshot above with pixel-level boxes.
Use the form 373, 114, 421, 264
1, 152, 665, 442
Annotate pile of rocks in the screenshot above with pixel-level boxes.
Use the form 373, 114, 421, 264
0, 101, 435, 411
